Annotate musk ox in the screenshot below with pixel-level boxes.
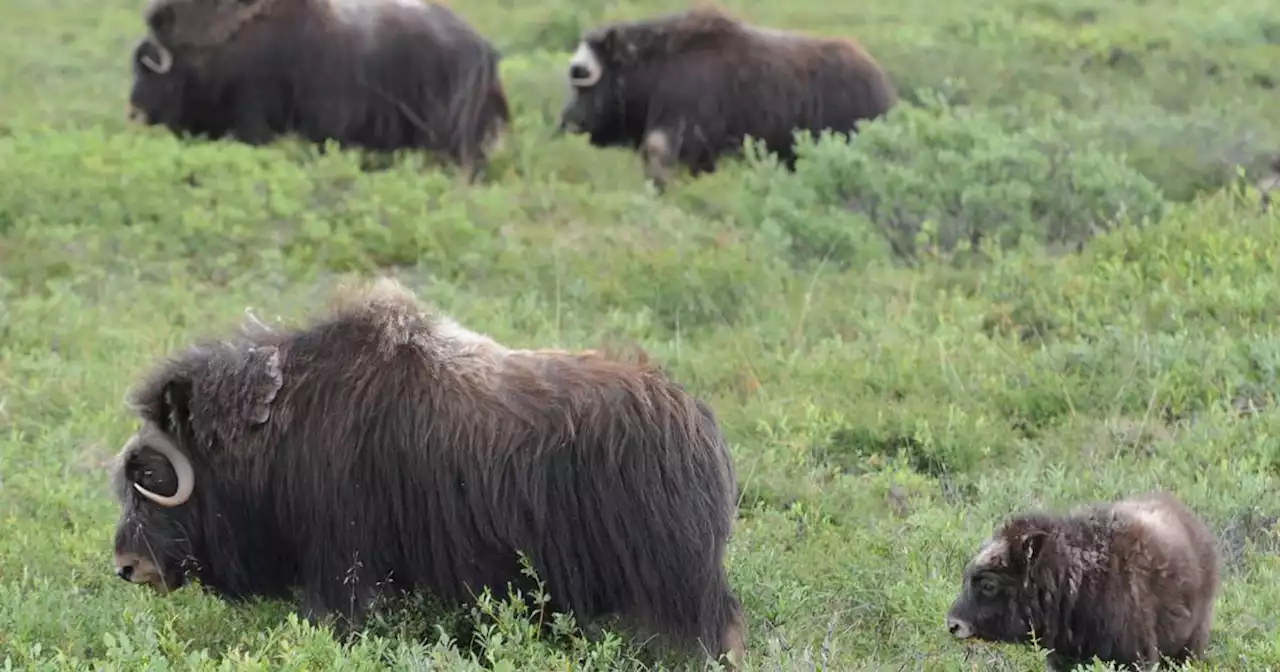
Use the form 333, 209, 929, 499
108, 278, 746, 667
945, 491, 1221, 671
129, 0, 510, 180
554, 4, 898, 190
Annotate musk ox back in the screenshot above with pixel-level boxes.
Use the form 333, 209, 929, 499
108, 278, 746, 667
945, 491, 1221, 671
130, 0, 510, 180
555, 4, 898, 190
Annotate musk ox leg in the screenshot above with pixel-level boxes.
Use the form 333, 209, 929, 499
1044, 652, 1082, 672
1173, 614, 1213, 662
716, 593, 747, 670
641, 128, 678, 193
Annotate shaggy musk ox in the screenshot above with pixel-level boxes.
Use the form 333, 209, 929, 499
945, 492, 1221, 671
554, 4, 898, 190
128, 0, 510, 179
108, 279, 746, 667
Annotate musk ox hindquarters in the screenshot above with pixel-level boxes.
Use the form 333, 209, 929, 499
108, 278, 746, 667
554, 5, 898, 191
945, 491, 1221, 671
130, 0, 511, 180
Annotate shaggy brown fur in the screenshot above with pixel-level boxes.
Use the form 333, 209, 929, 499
555, 3, 898, 190
945, 492, 1221, 671
108, 278, 745, 668
130, 0, 510, 180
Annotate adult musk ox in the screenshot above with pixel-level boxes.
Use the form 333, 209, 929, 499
554, 4, 898, 190
129, 0, 511, 180
945, 491, 1221, 671
108, 278, 746, 668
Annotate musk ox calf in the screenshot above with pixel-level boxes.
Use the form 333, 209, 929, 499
555, 4, 898, 190
945, 491, 1221, 671
129, 0, 510, 180
108, 278, 745, 667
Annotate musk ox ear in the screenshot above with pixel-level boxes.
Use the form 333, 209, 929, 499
1017, 530, 1047, 567
161, 376, 195, 438
240, 345, 283, 426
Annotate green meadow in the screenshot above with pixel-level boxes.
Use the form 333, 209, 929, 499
2, 0, 1279, 668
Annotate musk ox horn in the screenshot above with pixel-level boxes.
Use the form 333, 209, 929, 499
131, 424, 195, 507
567, 42, 602, 87
140, 34, 174, 75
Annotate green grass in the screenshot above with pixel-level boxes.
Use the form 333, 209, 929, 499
2, 0, 1279, 669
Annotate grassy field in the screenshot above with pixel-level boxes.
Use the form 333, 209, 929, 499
2, 0, 1280, 668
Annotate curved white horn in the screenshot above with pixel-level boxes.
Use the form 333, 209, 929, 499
140, 34, 173, 74
567, 42, 602, 87
132, 425, 195, 507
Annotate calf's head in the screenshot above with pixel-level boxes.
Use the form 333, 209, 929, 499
945, 515, 1053, 644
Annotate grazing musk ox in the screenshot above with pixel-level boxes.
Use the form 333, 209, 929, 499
108, 278, 746, 667
555, 4, 898, 190
129, 0, 510, 179
945, 491, 1221, 671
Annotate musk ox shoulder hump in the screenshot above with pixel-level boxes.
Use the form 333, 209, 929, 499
1113, 497, 1192, 547
596, 4, 748, 64
323, 0, 430, 28
324, 277, 510, 361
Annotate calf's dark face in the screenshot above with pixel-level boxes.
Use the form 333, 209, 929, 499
945, 530, 1047, 645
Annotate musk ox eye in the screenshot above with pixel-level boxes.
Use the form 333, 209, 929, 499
979, 577, 1000, 595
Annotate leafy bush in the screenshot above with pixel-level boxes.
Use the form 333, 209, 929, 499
733, 91, 1169, 268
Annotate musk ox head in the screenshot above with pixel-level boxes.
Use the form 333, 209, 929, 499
555, 28, 629, 139
110, 387, 198, 593
127, 35, 179, 126
945, 515, 1052, 645
110, 342, 284, 595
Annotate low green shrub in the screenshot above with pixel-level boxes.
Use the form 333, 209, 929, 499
733, 91, 1169, 269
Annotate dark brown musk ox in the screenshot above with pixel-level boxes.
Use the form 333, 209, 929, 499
944, 491, 1221, 671
107, 278, 747, 668
128, 0, 511, 180
553, 3, 899, 191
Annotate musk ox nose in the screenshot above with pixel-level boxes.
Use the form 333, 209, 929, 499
116, 562, 135, 582
147, 5, 176, 37
946, 615, 973, 639
569, 64, 590, 81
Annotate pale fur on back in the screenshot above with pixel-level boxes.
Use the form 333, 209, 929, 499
323, 278, 599, 383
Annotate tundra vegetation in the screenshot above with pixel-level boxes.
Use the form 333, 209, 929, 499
1, 0, 1278, 669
